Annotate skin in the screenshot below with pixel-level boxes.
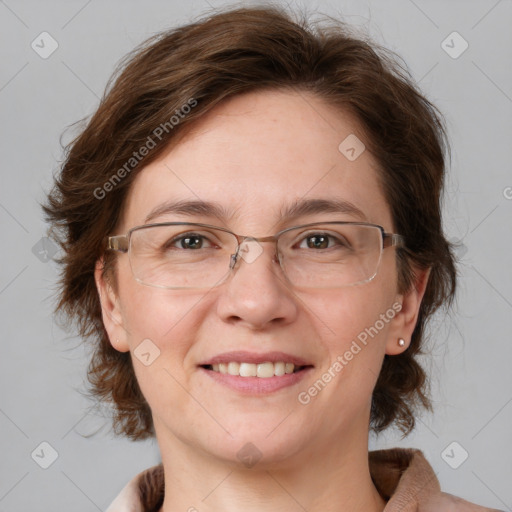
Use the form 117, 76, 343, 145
95, 89, 428, 511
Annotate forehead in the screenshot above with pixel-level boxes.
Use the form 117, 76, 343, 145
121, 89, 392, 233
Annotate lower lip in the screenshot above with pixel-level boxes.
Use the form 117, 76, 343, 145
199, 367, 313, 394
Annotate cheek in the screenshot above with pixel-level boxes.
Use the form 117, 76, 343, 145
115, 255, 214, 390
121, 285, 209, 354
298, 279, 398, 397
117, 279, 215, 424
302, 278, 396, 344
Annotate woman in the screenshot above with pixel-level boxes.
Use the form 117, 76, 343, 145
44, 6, 501, 511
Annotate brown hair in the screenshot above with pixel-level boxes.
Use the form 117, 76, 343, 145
44, 5, 456, 439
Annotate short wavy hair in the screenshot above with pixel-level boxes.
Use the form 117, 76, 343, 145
44, 6, 456, 439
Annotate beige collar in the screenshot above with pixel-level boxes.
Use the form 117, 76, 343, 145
106, 448, 499, 512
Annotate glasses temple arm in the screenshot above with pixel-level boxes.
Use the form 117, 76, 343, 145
106, 235, 129, 253
383, 233, 405, 249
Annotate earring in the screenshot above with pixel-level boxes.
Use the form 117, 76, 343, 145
398, 338, 406, 347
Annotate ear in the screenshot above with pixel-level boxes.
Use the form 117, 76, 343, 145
94, 258, 130, 353
385, 267, 430, 355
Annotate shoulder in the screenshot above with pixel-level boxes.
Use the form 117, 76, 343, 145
420, 492, 504, 512
370, 448, 502, 512
105, 464, 164, 512
105, 475, 141, 512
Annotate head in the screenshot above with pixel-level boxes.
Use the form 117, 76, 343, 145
45, 6, 456, 460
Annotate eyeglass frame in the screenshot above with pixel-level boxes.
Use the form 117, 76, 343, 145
106, 221, 405, 288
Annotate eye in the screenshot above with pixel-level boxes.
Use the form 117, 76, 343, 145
165, 233, 214, 250
298, 232, 349, 250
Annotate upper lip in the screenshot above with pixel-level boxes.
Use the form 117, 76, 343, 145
198, 351, 313, 367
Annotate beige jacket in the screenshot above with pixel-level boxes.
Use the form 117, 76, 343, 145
106, 448, 502, 512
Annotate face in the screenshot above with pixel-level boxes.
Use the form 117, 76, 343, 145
96, 90, 425, 468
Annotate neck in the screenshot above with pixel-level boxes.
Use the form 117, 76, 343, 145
156, 424, 386, 512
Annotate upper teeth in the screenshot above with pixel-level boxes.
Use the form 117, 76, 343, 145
211, 362, 296, 378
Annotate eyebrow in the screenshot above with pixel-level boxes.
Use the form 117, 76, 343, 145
144, 197, 367, 224
280, 198, 367, 222
144, 199, 231, 224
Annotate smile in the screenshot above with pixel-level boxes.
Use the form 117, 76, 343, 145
203, 361, 304, 378
198, 351, 313, 393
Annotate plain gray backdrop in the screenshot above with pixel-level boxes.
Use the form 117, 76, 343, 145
1, 0, 511, 510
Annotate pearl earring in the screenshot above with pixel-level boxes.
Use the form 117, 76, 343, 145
398, 338, 406, 347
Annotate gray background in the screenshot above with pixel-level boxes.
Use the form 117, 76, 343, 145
1, 0, 511, 510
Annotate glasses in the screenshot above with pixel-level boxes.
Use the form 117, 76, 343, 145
106, 221, 405, 290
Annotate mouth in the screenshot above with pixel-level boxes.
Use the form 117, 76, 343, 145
197, 351, 314, 394
200, 361, 311, 378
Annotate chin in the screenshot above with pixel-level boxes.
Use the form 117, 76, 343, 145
194, 419, 310, 469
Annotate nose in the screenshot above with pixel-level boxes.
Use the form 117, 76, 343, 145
215, 239, 299, 330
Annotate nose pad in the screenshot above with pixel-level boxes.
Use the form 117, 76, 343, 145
238, 238, 264, 264
229, 237, 283, 278
229, 238, 273, 270
229, 252, 238, 270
